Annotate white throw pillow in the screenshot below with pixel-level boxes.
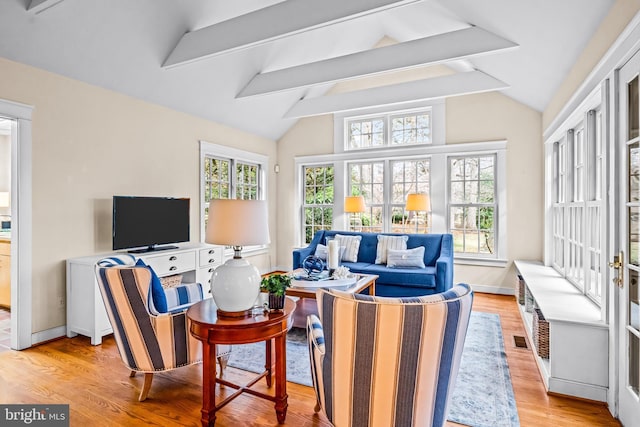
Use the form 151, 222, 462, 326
375, 235, 409, 264
314, 243, 328, 260
334, 234, 362, 263
315, 243, 345, 261
387, 247, 426, 268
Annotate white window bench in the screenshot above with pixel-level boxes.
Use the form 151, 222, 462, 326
514, 260, 608, 402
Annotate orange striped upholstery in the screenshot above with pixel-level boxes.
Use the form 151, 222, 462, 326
307, 283, 473, 427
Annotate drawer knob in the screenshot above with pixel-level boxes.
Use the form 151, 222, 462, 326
208, 259, 216, 263
169, 256, 177, 261
208, 268, 214, 273
208, 249, 215, 254
170, 266, 177, 271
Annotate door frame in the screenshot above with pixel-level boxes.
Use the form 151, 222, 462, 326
615, 48, 640, 426
0, 98, 33, 350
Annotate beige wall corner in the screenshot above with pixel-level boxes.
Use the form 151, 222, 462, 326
543, 0, 640, 129
276, 115, 334, 269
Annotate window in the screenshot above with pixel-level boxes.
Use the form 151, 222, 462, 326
348, 162, 384, 232
391, 159, 430, 233
348, 117, 384, 150
391, 111, 431, 145
548, 104, 605, 305
200, 141, 268, 243
297, 104, 506, 266
302, 165, 334, 244
345, 108, 433, 151
449, 156, 496, 255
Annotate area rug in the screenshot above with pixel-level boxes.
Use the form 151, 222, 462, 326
227, 311, 519, 427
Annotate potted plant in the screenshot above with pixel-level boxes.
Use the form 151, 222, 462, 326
260, 273, 292, 311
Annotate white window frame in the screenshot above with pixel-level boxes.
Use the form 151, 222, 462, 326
295, 140, 507, 266
447, 154, 498, 258
544, 86, 606, 306
199, 141, 269, 254
334, 100, 446, 154
301, 164, 335, 244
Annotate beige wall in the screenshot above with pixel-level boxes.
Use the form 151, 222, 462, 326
276, 90, 543, 290
447, 92, 543, 288
0, 57, 277, 334
544, 0, 640, 128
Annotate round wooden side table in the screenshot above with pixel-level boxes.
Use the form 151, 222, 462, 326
187, 298, 296, 427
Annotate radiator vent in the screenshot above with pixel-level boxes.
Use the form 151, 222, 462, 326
513, 335, 528, 349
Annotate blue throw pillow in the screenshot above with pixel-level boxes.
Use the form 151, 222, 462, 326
135, 258, 168, 313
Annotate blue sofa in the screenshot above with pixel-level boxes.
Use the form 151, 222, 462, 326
292, 230, 454, 297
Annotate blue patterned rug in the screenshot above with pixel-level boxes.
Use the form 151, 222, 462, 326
228, 311, 519, 427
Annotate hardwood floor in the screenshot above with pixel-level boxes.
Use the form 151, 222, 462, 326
0, 293, 621, 426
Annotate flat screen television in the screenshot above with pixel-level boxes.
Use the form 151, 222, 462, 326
112, 196, 190, 253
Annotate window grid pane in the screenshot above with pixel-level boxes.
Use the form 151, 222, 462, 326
390, 159, 431, 233
302, 165, 334, 244
390, 112, 431, 145
203, 156, 231, 226
348, 118, 385, 150
449, 156, 496, 256
345, 109, 431, 152
550, 108, 604, 305
349, 162, 384, 232
236, 162, 259, 200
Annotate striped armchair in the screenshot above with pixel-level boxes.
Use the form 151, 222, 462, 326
307, 283, 473, 427
95, 255, 231, 401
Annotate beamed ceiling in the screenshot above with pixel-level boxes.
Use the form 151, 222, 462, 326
0, 0, 615, 140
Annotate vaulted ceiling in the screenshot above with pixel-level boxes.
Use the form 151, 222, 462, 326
0, 0, 615, 140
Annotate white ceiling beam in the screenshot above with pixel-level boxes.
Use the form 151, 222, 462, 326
27, 0, 65, 14
163, 0, 422, 68
239, 27, 517, 98
284, 71, 508, 119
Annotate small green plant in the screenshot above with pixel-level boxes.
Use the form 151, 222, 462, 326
260, 274, 292, 297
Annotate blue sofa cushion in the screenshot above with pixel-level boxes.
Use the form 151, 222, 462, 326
363, 264, 437, 288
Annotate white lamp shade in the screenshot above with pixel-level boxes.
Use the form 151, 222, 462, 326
344, 196, 366, 213
405, 193, 430, 211
0, 192, 9, 208
205, 199, 270, 246
205, 198, 269, 315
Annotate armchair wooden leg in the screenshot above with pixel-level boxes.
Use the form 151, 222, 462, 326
314, 402, 321, 413
138, 373, 154, 402
129, 371, 136, 378
217, 354, 229, 378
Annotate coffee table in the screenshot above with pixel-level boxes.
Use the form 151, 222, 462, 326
286, 271, 378, 328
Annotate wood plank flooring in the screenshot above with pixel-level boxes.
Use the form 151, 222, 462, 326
0, 293, 621, 426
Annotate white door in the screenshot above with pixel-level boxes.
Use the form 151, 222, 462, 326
618, 48, 640, 427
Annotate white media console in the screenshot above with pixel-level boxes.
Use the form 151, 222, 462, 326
66, 243, 224, 345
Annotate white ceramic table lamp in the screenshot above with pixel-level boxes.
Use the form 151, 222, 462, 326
205, 199, 270, 317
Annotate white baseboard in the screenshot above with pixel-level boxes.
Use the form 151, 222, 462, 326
469, 284, 516, 295
31, 325, 66, 347
548, 377, 608, 402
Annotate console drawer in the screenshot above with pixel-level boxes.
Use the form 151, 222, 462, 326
142, 251, 196, 276
199, 246, 222, 267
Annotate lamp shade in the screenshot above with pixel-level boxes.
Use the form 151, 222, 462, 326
344, 196, 366, 213
205, 199, 270, 246
0, 192, 9, 208
405, 193, 430, 211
